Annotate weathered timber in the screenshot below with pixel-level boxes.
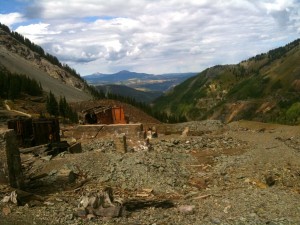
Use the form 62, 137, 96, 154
7, 118, 60, 147
3, 130, 24, 189
19, 144, 48, 155
123, 199, 174, 211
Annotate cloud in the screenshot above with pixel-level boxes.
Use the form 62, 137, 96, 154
4, 0, 300, 75
0, 12, 24, 27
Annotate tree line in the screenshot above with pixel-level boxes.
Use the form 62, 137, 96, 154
46, 92, 79, 123
0, 67, 43, 100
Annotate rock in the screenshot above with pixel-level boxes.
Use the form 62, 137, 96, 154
75, 208, 87, 218
41, 155, 52, 161
211, 218, 221, 224
2, 207, 11, 215
87, 213, 96, 221
265, 175, 276, 187
56, 169, 78, 183
178, 205, 195, 214
93, 205, 123, 218
68, 142, 82, 154
182, 127, 189, 137
2, 195, 11, 203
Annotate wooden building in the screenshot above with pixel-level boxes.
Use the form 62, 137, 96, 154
7, 118, 60, 147
83, 106, 127, 125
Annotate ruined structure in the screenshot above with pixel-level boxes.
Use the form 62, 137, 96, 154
82, 106, 127, 124
7, 118, 60, 147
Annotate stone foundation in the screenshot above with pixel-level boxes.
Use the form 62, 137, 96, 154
67, 123, 143, 140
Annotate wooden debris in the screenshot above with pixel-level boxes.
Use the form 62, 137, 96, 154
19, 141, 70, 157
193, 194, 211, 200
19, 144, 48, 155
77, 187, 126, 218
123, 199, 174, 211
29, 173, 48, 181
68, 142, 82, 153
2, 189, 44, 206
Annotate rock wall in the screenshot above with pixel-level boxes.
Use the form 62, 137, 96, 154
67, 123, 143, 140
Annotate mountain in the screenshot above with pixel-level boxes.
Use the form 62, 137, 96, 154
0, 23, 92, 102
153, 39, 300, 124
84, 70, 197, 92
95, 84, 162, 103
86, 70, 153, 83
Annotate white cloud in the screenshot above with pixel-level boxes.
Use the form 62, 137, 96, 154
0, 13, 24, 27
3, 0, 300, 75
15, 23, 60, 43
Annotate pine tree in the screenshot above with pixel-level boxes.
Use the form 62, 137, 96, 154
46, 91, 59, 117
59, 96, 68, 118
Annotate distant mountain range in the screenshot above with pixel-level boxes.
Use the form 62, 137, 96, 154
153, 39, 300, 124
95, 84, 162, 103
84, 70, 197, 92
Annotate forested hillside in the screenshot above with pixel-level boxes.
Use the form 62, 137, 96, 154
0, 66, 43, 100
153, 39, 300, 125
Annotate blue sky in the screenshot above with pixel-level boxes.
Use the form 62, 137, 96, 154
0, 0, 300, 76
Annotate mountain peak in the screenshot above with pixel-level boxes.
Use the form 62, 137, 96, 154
116, 70, 134, 75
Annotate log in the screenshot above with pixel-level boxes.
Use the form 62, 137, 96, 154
19, 144, 48, 155
123, 199, 174, 211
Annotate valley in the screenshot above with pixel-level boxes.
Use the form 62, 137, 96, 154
0, 21, 300, 225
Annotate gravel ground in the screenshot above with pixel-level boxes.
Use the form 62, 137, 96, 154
1, 120, 300, 224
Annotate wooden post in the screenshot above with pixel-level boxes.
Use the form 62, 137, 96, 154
4, 130, 24, 189
115, 134, 127, 153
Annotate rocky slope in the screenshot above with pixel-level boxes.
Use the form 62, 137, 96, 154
0, 27, 92, 102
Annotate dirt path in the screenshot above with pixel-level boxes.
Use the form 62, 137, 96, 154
4, 100, 31, 118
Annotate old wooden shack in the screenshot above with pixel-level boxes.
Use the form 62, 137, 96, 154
7, 118, 60, 147
83, 106, 127, 125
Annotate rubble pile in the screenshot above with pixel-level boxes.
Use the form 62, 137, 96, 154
1, 120, 300, 224
276, 136, 300, 152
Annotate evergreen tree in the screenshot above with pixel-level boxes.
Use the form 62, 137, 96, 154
59, 96, 68, 118
46, 91, 59, 117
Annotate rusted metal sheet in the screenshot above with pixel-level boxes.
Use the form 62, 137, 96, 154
7, 118, 60, 147
112, 107, 127, 124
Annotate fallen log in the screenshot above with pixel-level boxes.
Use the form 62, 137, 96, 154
19, 144, 48, 155
123, 199, 174, 211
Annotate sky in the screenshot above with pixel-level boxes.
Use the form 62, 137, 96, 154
0, 0, 300, 76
